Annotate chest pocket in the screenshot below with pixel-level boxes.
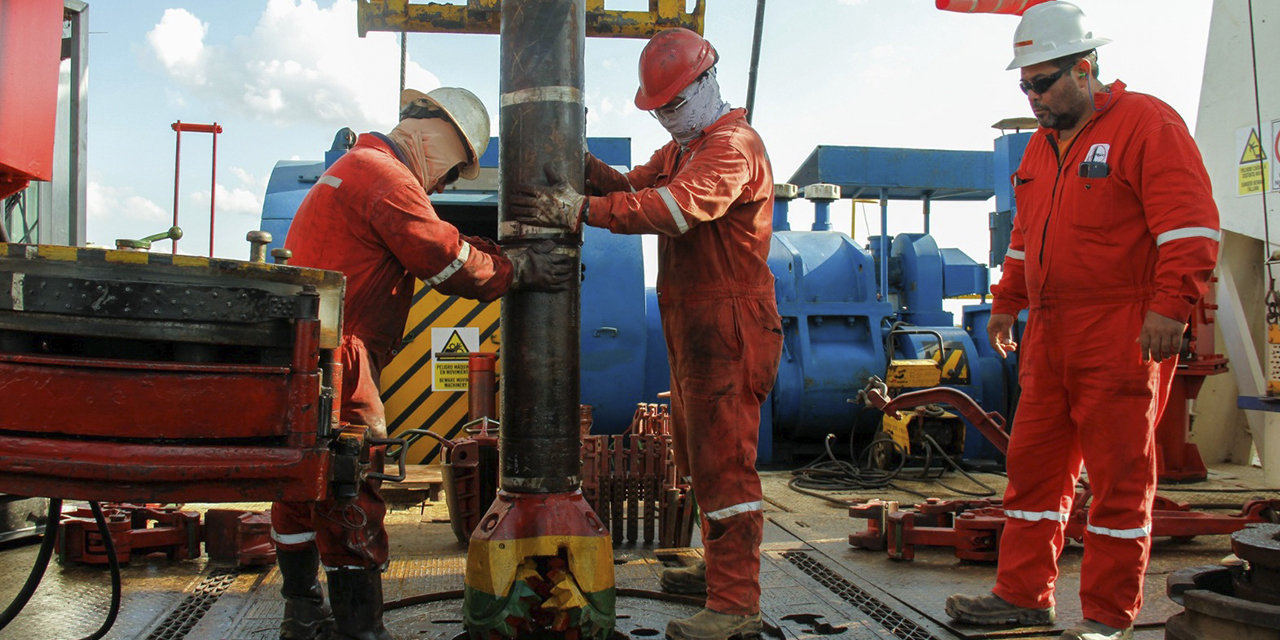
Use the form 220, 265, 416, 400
1066, 173, 1121, 231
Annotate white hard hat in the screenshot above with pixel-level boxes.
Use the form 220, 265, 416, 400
1006, 1, 1111, 71
400, 87, 491, 180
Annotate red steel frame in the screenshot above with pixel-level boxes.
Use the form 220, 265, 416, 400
171, 121, 223, 256
0, 317, 336, 504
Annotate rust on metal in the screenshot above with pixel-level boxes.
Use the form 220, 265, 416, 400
356, 0, 704, 38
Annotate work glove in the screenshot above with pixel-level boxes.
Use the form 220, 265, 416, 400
508, 244, 575, 292
510, 164, 587, 233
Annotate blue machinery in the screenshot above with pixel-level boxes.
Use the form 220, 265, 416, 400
260, 128, 1032, 464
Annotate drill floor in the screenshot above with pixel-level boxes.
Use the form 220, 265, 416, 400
0, 464, 1273, 640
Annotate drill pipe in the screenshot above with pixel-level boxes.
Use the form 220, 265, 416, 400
498, 0, 586, 494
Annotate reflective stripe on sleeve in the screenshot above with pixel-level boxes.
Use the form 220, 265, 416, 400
704, 501, 762, 521
1086, 523, 1151, 539
1005, 248, 1026, 261
317, 175, 342, 189
1155, 227, 1220, 246
1004, 509, 1068, 523
656, 186, 689, 235
270, 529, 316, 545
425, 241, 472, 286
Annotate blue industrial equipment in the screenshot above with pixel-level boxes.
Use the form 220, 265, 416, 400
261, 134, 1027, 464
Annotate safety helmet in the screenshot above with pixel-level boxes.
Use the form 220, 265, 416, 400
634, 28, 718, 111
1006, 1, 1111, 70
399, 87, 491, 180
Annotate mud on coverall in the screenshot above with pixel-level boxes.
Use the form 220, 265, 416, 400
585, 108, 783, 616
989, 81, 1219, 629
272, 133, 512, 570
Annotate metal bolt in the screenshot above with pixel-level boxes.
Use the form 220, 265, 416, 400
271, 248, 293, 265
246, 230, 273, 263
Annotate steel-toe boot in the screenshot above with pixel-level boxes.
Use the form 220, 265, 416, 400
944, 592, 1055, 625
277, 547, 334, 640
666, 609, 762, 640
660, 560, 707, 595
1060, 620, 1134, 640
326, 567, 393, 640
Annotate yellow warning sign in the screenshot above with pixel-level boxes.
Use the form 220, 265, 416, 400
439, 330, 470, 357
431, 326, 478, 391
1238, 125, 1270, 196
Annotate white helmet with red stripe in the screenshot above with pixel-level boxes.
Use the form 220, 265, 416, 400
1006, 1, 1110, 70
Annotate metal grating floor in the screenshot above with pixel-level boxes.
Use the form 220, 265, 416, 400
3, 465, 1264, 639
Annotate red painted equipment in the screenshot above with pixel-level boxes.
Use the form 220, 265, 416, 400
0, 244, 345, 504
58, 504, 277, 567
935, 0, 1051, 15
581, 403, 697, 548
853, 379, 1279, 561
432, 353, 501, 543
0, 0, 63, 198
1157, 287, 1228, 482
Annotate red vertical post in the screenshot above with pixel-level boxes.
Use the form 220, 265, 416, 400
172, 121, 182, 255
209, 124, 218, 257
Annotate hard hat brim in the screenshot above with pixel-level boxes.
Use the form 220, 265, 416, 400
1006, 37, 1111, 70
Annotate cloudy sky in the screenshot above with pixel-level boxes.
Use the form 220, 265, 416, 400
81, 0, 1212, 271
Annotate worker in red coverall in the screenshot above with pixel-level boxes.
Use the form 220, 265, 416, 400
945, 4, 1219, 640
271, 87, 574, 640
508, 27, 782, 640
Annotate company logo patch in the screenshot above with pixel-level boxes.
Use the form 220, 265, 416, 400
1085, 143, 1110, 164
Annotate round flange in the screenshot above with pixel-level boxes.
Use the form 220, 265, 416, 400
1232, 523, 1280, 569
385, 593, 702, 640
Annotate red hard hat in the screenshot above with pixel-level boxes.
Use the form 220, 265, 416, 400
634, 28, 718, 111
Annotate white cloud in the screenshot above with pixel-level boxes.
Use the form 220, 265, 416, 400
191, 167, 268, 217
87, 181, 168, 223
146, 9, 208, 84
145, 0, 439, 131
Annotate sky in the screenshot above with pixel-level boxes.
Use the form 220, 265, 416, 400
79, 0, 1214, 282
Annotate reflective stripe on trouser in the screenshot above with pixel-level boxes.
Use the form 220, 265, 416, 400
661, 294, 783, 616
271, 336, 391, 569
993, 301, 1174, 630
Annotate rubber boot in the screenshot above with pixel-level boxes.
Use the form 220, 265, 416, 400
665, 609, 762, 640
326, 567, 393, 640
277, 547, 334, 640
661, 560, 707, 595
944, 592, 1055, 626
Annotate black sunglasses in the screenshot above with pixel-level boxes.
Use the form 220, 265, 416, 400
1019, 64, 1073, 96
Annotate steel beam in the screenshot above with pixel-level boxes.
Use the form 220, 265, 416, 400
356, 0, 703, 38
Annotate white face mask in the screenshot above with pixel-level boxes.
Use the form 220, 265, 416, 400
654, 68, 730, 146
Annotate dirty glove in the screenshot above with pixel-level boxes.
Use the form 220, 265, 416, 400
510, 164, 587, 232
508, 244, 575, 292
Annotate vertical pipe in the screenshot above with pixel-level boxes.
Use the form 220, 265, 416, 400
468, 352, 498, 421
812, 200, 831, 231
498, 0, 585, 494
879, 188, 889, 301
209, 125, 218, 257
68, 4, 88, 247
173, 124, 182, 255
922, 189, 932, 235
744, 0, 767, 123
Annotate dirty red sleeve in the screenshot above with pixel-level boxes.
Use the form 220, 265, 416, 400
991, 200, 1030, 316
371, 184, 513, 302
585, 139, 752, 236
1131, 122, 1220, 322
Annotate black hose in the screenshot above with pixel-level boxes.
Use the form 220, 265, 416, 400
79, 501, 121, 640
0, 498, 61, 631
918, 433, 998, 498
788, 434, 928, 503
0, 499, 122, 639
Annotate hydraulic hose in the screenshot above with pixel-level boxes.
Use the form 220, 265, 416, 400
0, 499, 122, 640
0, 498, 61, 631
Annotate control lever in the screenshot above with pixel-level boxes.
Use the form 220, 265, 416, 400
116, 226, 183, 251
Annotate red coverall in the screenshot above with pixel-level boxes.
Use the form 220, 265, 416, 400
585, 108, 783, 616
272, 133, 512, 570
989, 82, 1219, 629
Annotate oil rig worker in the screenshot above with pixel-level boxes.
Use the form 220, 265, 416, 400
271, 87, 575, 640
508, 27, 783, 640
945, 4, 1219, 639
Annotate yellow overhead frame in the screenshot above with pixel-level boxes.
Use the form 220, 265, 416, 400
356, 0, 704, 38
